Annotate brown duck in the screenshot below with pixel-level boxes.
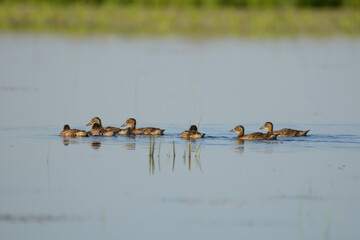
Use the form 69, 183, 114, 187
59, 124, 88, 138
86, 117, 129, 135
180, 125, 205, 139
87, 123, 117, 136
121, 118, 165, 135
260, 122, 310, 137
230, 125, 278, 140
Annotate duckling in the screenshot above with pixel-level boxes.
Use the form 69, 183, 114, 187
59, 124, 88, 138
230, 125, 278, 140
87, 123, 117, 136
180, 125, 205, 139
121, 118, 165, 135
260, 122, 310, 137
86, 117, 129, 135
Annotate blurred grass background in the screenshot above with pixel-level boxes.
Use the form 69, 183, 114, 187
2, 0, 360, 7
0, 0, 359, 36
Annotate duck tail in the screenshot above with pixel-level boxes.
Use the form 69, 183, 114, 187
300, 130, 310, 136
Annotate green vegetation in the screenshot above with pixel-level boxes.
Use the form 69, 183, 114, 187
0, 2, 359, 36
2, 0, 360, 8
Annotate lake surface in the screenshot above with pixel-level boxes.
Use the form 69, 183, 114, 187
0, 34, 360, 240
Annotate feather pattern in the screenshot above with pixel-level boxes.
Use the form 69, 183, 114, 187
121, 118, 165, 135
230, 125, 278, 140
260, 122, 310, 137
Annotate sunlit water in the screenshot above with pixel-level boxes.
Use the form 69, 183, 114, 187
0, 34, 360, 240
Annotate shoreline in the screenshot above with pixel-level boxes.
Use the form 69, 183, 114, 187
0, 3, 359, 36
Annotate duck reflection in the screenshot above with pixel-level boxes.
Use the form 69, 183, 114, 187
124, 143, 136, 150
233, 139, 279, 154
62, 138, 102, 150
122, 134, 136, 150
62, 139, 80, 146
234, 140, 245, 153
90, 141, 101, 150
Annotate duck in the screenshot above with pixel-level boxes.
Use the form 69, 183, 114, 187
59, 124, 88, 138
230, 125, 278, 140
87, 123, 117, 136
180, 125, 205, 139
86, 117, 129, 135
121, 118, 165, 135
260, 122, 310, 137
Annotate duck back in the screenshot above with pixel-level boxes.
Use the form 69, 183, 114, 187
60, 125, 88, 138
133, 127, 165, 135
60, 130, 77, 138
239, 132, 278, 140
180, 130, 205, 139
275, 128, 310, 137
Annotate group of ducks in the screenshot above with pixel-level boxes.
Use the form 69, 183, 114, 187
59, 117, 164, 138
59, 117, 310, 140
230, 122, 309, 140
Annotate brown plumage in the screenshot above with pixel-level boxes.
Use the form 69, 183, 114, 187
121, 118, 165, 135
230, 125, 278, 140
59, 124, 88, 138
87, 123, 117, 136
260, 122, 310, 137
180, 125, 205, 139
86, 117, 129, 135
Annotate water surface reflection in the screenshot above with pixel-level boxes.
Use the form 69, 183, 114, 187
90, 141, 101, 150
62, 138, 102, 149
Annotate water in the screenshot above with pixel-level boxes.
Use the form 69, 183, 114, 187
1, 34, 360, 240
1, 34, 360, 126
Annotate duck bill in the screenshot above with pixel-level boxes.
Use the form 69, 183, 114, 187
229, 129, 235, 132
86, 122, 92, 126
260, 126, 264, 130
121, 123, 127, 127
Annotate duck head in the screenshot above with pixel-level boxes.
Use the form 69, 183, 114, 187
189, 125, 198, 134
121, 118, 136, 128
229, 125, 245, 136
260, 122, 273, 132
86, 117, 102, 127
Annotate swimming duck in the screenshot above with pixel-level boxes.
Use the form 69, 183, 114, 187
86, 117, 129, 135
260, 122, 310, 137
59, 124, 88, 138
121, 118, 165, 135
180, 125, 205, 139
230, 125, 278, 140
87, 123, 117, 136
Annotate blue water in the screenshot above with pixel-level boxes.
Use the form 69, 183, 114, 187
1, 124, 360, 239
1, 34, 360, 240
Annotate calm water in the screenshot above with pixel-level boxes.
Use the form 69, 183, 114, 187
1, 34, 360, 240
